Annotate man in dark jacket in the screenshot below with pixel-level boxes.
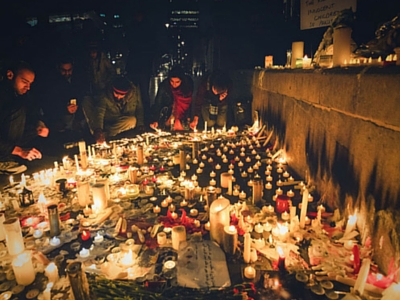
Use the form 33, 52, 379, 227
83, 76, 144, 144
0, 61, 49, 174
38, 57, 87, 140
193, 70, 232, 129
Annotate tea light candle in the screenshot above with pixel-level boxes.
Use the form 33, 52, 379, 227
248, 180, 253, 187
180, 199, 188, 207
94, 232, 104, 244
169, 204, 176, 212
204, 221, 210, 230
161, 200, 168, 207
199, 162, 205, 168
244, 265, 256, 279
263, 222, 272, 232
81, 230, 91, 241
192, 158, 198, 164
33, 229, 43, 239
276, 188, 283, 195
45, 262, 59, 283
202, 154, 207, 160
241, 171, 248, 178
239, 191, 247, 199
247, 166, 253, 173
233, 188, 240, 196
281, 211, 290, 221
308, 194, 314, 202
191, 174, 198, 181
246, 157, 252, 163
287, 190, 295, 197
288, 176, 294, 182
215, 164, 221, 170
153, 205, 161, 214
267, 175, 273, 181
190, 209, 198, 217
171, 212, 178, 219
283, 171, 290, 178
50, 236, 60, 246
208, 157, 214, 163
238, 161, 244, 167
305, 216, 311, 225
210, 171, 216, 178
240, 152, 245, 157
265, 182, 272, 189
276, 180, 283, 186
79, 247, 90, 258
254, 223, 263, 234
210, 179, 216, 186
83, 205, 92, 216
196, 167, 203, 174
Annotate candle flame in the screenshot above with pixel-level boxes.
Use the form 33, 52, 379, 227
277, 246, 284, 257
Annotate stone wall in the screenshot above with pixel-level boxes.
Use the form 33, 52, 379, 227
251, 67, 400, 273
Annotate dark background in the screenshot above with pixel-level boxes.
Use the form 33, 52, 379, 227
1, 0, 399, 73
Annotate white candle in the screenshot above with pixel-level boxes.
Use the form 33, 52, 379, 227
209, 197, 231, 245
344, 214, 357, 236
244, 265, 256, 279
79, 247, 90, 258
243, 232, 251, 263
171, 225, 186, 251
354, 258, 371, 296
92, 183, 108, 211
157, 232, 167, 245
12, 251, 35, 286
94, 232, 104, 244
171, 212, 178, 219
299, 188, 309, 229
223, 225, 238, 255
77, 181, 90, 207
43, 282, 53, 300
50, 236, 60, 246
3, 217, 25, 256
45, 262, 59, 283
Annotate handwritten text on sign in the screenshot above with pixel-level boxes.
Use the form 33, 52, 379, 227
300, 0, 357, 30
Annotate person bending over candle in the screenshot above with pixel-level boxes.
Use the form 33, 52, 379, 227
150, 66, 196, 130
83, 76, 144, 144
193, 70, 232, 129
0, 61, 49, 174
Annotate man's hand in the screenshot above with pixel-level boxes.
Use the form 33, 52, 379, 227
67, 104, 78, 114
93, 128, 106, 144
190, 116, 199, 130
174, 119, 184, 131
219, 91, 228, 101
12, 146, 42, 161
150, 122, 158, 129
37, 122, 49, 137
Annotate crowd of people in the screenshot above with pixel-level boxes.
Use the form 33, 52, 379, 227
0, 47, 234, 175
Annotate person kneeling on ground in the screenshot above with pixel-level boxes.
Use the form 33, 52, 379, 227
150, 66, 196, 130
83, 76, 144, 144
0, 61, 49, 174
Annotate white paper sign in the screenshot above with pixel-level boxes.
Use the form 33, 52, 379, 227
300, 0, 357, 30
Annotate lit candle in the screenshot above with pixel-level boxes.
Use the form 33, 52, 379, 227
287, 189, 295, 197
204, 221, 210, 230
180, 199, 187, 207
223, 225, 238, 255
210, 179, 216, 186
120, 249, 134, 267
157, 232, 167, 245
277, 246, 286, 271
93, 232, 104, 244
244, 265, 256, 279
299, 188, 309, 229
209, 197, 231, 245
210, 171, 216, 178
33, 229, 43, 239
169, 204, 176, 212
344, 214, 357, 236
354, 258, 371, 296
281, 211, 290, 221
190, 208, 198, 217
50, 236, 60, 246
171, 212, 178, 219
3, 217, 25, 256
161, 200, 168, 207
265, 182, 272, 190
81, 230, 91, 241
171, 225, 186, 250
79, 247, 90, 258
254, 223, 263, 234
12, 251, 35, 286
45, 262, 59, 283
239, 191, 247, 200
153, 205, 161, 214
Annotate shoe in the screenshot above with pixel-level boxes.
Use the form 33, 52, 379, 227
0, 161, 27, 175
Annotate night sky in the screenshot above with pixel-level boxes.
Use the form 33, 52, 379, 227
1, 0, 399, 69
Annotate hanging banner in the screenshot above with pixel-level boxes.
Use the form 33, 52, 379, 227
300, 0, 357, 30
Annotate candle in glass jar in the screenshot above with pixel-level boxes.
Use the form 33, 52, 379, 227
3, 217, 25, 256
209, 197, 230, 245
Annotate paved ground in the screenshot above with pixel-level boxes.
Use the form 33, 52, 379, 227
0, 128, 140, 188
